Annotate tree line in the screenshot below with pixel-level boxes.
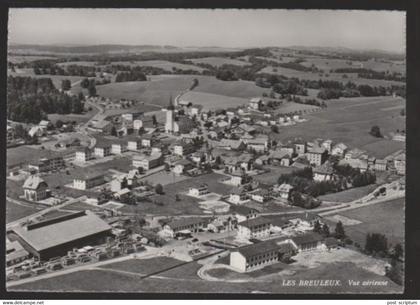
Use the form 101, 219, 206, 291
8, 76, 85, 123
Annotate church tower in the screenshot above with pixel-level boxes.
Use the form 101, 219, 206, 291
165, 95, 175, 133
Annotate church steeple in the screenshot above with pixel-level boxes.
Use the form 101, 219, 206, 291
167, 94, 175, 111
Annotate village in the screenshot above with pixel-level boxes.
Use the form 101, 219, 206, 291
6, 88, 406, 289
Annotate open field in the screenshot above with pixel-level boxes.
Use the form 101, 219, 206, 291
100, 257, 184, 275
10, 261, 401, 293
8, 55, 58, 63
324, 197, 404, 247
271, 101, 320, 114
56, 61, 98, 67
180, 91, 248, 110
268, 96, 405, 156
189, 57, 250, 67
6, 200, 44, 224
9, 69, 85, 89
96, 75, 268, 108
107, 60, 205, 72
300, 58, 405, 75
318, 184, 378, 203
259, 66, 404, 87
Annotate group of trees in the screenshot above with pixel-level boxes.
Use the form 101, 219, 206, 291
115, 70, 147, 82
333, 67, 405, 82
7, 76, 85, 123
80, 78, 97, 96
313, 220, 346, 239
33, 60, 97, 77
277, 163, 376, 208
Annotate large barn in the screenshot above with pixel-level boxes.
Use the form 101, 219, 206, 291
12, 210, 112, 261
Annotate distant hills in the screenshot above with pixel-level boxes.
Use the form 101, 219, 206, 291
8, 44, 404, 60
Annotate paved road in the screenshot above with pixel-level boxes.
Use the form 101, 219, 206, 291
6, 246, 161, 288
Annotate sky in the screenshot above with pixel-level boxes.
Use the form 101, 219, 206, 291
8, 9, 405, 53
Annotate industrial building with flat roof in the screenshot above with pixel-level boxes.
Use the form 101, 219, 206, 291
12, 210, 112, 261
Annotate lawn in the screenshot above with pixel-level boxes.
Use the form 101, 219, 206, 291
324, 197, 405, 247
188, 57, 251, 67
47, 107, 98, 125
318, 184, 379, 203
140, 171, 189, 186
96, 75, 269, 108
11, 261, 401, 293
7, 146, 70, 168
6, 200, 44, 224
100, 257, 184, 276
253, 166, 296, 185
268, 96, 405, 157
121, 172, 235, 216
62, 201, 101, 211
158, 261, 202, 280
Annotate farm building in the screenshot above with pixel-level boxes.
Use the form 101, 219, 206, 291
229, 240, 295, 273
11, 210, 112, 261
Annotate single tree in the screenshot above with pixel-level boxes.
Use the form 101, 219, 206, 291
110, 126, 118, 137
322, 223, 330, 237
313, 220, 322, 233
370, 125, 382, 138
155, 183, 164, 195
334, 221, 346, 239
55, 120, 64, 129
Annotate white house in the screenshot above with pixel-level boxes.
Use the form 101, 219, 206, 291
23, 176, 49, 201
75, 148, 93, 163
188, 184, 209, 197
111, 143, 127, 155
228, 187, 248, 204
237, 217, 272, 240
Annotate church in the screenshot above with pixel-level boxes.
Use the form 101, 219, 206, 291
164, 96, 196, 134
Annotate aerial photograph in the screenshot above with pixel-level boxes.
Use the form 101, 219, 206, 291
5, 9, 405, 294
